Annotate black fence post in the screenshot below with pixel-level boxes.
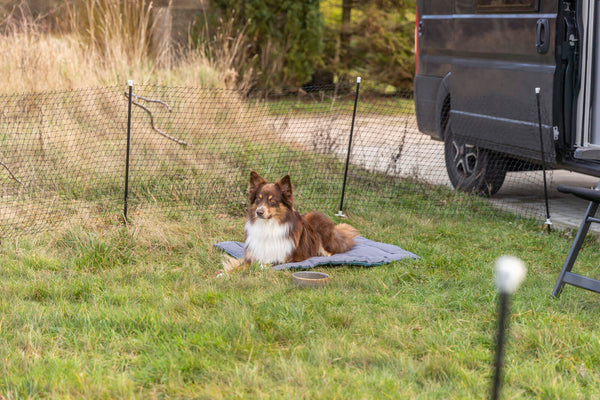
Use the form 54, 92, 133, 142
336, 77, 361, 217
123, 80, 133, 225
535, 87, 552, 233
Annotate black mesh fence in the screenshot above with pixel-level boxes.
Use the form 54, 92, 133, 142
0, 82, 594, 238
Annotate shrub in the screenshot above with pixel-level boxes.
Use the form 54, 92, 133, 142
200, 0, 323, 88
321, 0, 416, 92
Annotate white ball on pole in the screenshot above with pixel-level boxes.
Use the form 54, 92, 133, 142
495, 256, 527, 294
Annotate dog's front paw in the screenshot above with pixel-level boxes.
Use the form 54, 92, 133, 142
221, 255, 241, 273
216, 269, 226, 277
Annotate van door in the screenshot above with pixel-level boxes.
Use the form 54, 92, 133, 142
574, 0, 600, 159
449, 0, 559, 163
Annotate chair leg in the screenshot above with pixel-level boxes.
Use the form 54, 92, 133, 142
552, 201, 599, 298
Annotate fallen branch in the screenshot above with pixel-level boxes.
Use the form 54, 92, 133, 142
0, 160, 23, 186
124, 92, 187, 146
131, 93, 172, 112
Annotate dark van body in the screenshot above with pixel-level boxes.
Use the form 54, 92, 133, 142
414, 0, 599, 195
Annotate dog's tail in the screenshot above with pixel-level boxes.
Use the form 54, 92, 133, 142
331, 223, 359, 253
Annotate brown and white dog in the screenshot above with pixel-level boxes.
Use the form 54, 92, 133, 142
221, 171, 358, 273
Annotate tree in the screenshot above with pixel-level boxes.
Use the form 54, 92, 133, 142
339, 0, 353, 65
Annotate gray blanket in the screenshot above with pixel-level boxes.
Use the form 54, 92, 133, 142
215, 236, 419, 270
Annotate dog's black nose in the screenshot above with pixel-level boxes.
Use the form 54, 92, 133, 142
256, 208, 264, 217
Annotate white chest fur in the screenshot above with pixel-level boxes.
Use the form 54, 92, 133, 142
245, 219, 294, 264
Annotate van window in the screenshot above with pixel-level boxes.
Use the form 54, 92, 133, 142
477, 0, 539, 13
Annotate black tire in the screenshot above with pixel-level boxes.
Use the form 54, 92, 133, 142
444, 127, 507, 196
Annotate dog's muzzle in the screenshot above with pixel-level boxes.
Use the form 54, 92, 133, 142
256, 206, 268, 218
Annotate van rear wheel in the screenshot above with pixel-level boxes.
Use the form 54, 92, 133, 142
444, 128, 507, 196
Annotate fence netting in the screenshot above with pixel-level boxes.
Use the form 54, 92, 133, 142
0, 83, 591, 238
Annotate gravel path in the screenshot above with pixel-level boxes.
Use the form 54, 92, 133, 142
267, 114, 600, 232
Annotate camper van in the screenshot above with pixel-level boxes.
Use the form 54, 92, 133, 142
414, 0, 600, 195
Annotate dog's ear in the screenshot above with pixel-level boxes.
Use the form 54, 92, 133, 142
249, 171, 266, 201
249, 171, 266, 190
277, 175, 293, 201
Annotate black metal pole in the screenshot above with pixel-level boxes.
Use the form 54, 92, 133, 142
491, 292, 509, 400
337, 77, 361, 217
123, 80, 133, 224
536, 88, 552, 233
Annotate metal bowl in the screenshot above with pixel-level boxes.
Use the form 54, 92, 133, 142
292, 271, 330, 288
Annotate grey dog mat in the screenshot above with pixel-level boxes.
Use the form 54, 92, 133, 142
215, 236, 420, 270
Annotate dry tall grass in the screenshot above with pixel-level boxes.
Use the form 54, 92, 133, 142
0, 2, 270, 237
0, 1, 237, 94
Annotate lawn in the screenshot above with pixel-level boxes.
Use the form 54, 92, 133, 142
1, 187, 600, 399
262, 91, 415, 117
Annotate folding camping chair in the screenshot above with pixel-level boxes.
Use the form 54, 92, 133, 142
552, 182, 600, 298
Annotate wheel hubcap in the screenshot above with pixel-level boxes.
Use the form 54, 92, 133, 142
452, 141, 478, 177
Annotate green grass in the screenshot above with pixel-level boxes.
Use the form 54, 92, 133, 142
1, 191, 600, 399
263, 95, 415, 117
